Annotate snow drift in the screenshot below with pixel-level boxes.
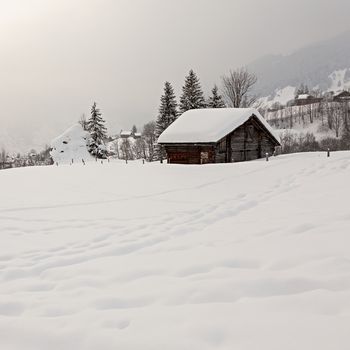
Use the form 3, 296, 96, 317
50, 124, 93, 164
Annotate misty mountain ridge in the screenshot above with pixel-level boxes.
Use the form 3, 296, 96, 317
249, 30, 350, 102
2, 31, 350, 154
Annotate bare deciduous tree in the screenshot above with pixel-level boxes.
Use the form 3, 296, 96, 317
78, 113, 88, 131
341, 101, 349, 132
326, 103, 334, 130
221, 68, 258, 108
142, 121, 156, 161
121, 138, 132, 161
333, 104, 342, 138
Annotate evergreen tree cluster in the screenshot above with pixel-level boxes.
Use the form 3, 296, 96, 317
77, 70, 227, 162
80, 70, 226, 161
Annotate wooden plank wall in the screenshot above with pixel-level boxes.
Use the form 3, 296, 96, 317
165, 145, 215, 164
215, 117, 277, 163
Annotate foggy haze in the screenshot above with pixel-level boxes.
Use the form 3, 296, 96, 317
1, 0, 350, 152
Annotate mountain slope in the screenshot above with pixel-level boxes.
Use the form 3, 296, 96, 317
249, 30, 350, 98
0, 153, 350, 349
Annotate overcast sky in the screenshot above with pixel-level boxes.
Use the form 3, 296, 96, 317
1, 0, 350, 151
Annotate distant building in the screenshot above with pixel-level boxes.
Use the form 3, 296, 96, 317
120, 130, 142, 139
120, 130, 132, 138
134, 132, 142, 139
294, 94, 322, 106
157, 108, 280, 164
333, 90, 350, 102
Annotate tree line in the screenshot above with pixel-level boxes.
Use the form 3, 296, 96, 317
79, 67, 257, 162
0, 146, 53, 170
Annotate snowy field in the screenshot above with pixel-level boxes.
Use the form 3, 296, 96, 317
0, 152, 350, 350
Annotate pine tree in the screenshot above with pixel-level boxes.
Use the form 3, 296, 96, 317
207, 85, 226, 108
87, 102, 108, 158
155, 81, 178, 160
131, 125, 138, 134
179, 69, 206, 113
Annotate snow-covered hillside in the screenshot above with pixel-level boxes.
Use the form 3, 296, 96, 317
1, 153, 350, 349
274, 119, 336, 142
249, 30, 350, 98
258, 69, 350, 109
328, 68, 350, 92
264, 103, 340, 141
258, 86, 297, 109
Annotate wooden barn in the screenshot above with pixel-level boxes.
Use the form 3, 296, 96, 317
333, 90, 350, 102
294, 94, 322, 106
157, 108, 280, 164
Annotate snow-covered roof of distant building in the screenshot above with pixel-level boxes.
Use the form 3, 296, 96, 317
157, 108, 279, 144
334, 90, 350, 98
297, 94, 311, 100
120, 131, 132, 137
134, 132, 142, 138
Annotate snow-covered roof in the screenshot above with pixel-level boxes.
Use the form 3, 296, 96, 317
120, 131, 132, 137
134, 132, 142, 138
297, 94, 311, 100
334, 90, 350, 98
157, 108, 279, 144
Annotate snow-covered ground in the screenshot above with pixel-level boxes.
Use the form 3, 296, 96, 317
1, 152, 350, 350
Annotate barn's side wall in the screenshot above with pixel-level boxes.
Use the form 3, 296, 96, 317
215, 117, 277, 163
165, 145, 215, 164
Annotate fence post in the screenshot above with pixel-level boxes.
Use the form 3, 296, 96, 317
266, 153, 269, 162
327, 148, 330, 157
